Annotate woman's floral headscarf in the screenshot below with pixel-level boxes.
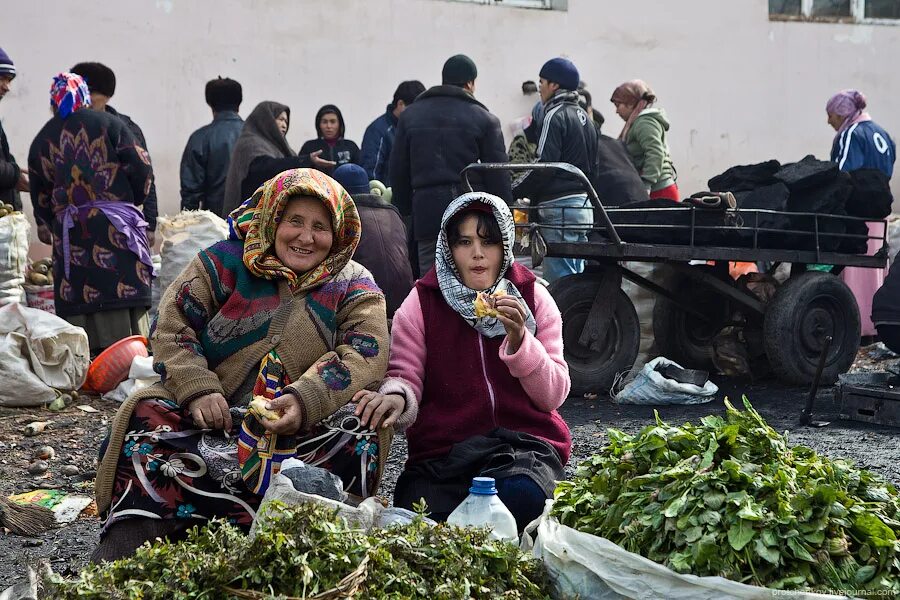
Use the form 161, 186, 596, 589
226, 168, 361, 293
50, 72, 91, 119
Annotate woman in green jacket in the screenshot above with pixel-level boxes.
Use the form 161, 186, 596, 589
611, 80, 679, 201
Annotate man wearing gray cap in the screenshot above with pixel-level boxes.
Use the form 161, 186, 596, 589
389, 54, 511, 277
0, 47, 28, 212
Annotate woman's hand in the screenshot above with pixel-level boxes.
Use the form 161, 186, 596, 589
495, 296, 528, 354
189, 393, 232, 431
309, 150, 337, 171
352, 390, 405, 430
262, 394, 305, 435
37, 224, 52, 245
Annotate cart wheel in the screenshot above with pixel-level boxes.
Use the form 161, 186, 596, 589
550, 274, 640, 396
652, 266, 730, 370
763, 271, 860, 385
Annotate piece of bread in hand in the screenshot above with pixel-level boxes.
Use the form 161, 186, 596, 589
249, 396, 281, 420
473, 289, 506, 318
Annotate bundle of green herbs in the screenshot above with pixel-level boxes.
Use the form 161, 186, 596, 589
551, 398, 900, 596
46, 500, 551, 600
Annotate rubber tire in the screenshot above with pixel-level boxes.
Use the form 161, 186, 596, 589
763, 271, 860, 385
652, 266, 730, 370
549, 274, 640, 396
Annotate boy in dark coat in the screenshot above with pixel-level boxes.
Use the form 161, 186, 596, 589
389, 54, 511, 276
360, 80, 425, 186
179, 77, 244, 216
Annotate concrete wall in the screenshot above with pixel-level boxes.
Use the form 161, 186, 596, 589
3, 0, 899, 235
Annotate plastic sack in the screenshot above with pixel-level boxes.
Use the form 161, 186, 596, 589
0, 213, 30, 306
524, 501, 848, 600
251, 458, 433, 538
0, 304, 89, 406
614, 356, 717, 405
101, 355, 160, 403
157, 210, 227, 299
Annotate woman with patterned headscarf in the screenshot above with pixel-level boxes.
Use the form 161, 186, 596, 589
826, 89, 896, 339
27, 72, 154, 353
354, 192, 572, 532
93, 168, 389, 560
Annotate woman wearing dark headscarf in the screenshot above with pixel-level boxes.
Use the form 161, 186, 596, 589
611, 79, 678, 201
354, 192, 571, 531
298, 104, 360, 176
222, 101, 302, 214
93, 168, 390, 560
826, 89, 896, 339
27, 72, 154, 353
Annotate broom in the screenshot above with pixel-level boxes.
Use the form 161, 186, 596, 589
0, 496, 56, 536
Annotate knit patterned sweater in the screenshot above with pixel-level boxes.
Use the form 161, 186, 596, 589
96, 239, 389, 513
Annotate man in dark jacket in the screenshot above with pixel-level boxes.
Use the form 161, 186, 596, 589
390, 54, 511, 276
179, 77, 244, 216
360, 80, 425, 186
298, 104, 360, 176
332, 163, 414, 317
71, 62, 158, 244
513, 58, 598, 283
0, 47, 27, 212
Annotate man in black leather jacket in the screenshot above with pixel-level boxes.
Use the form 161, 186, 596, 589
513, 58, 598, 283
179, 77, 244, 216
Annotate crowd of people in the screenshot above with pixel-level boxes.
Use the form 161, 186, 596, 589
0, 44, 896, 563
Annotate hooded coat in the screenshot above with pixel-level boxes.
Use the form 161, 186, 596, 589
222, 101, 299, 214
298, 104, 360, 176
622, 108, 677, 193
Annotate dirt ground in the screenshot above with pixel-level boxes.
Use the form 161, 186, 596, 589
1, 348, 898, 590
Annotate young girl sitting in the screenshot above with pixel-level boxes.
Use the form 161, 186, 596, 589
353, 192, 571, 530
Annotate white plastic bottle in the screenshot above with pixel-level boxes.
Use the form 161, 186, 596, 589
446, 476, 518, 542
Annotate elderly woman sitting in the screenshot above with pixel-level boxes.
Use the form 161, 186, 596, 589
93, 169, 389, 560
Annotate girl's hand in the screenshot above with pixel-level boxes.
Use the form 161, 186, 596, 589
495, 296, 528, 354
262, 394, 305, 435
352, 390, 405, 430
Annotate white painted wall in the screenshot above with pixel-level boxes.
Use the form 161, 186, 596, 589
2, 0, 899, 235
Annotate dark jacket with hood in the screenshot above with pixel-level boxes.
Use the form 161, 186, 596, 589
513, 90, 598, 204
360, 105, 398, 185
352, 193, 414, 318
389, 85, 511, 241
105, 106, 158, 230
0, 118, 21, 210
298, 105, 360, 176
179, 111, 244, 216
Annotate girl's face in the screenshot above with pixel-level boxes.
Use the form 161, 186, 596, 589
319, 112, 341, 140
450, 213, 503, 291
614, 100, 635, 122
274, 196, 333, 274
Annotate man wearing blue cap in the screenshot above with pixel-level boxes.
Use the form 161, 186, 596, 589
0, 47, 27, 212
513, 57, 598, 283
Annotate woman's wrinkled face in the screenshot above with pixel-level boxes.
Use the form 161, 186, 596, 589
275, 111, 289, 136
274, 196, 334, 274
450, 214, 503, 291
827, 112, 844, 131
613, 100, 634, 122
319, 112, 340, 140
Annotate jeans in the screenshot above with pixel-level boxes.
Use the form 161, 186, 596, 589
536, 195, 593, 284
